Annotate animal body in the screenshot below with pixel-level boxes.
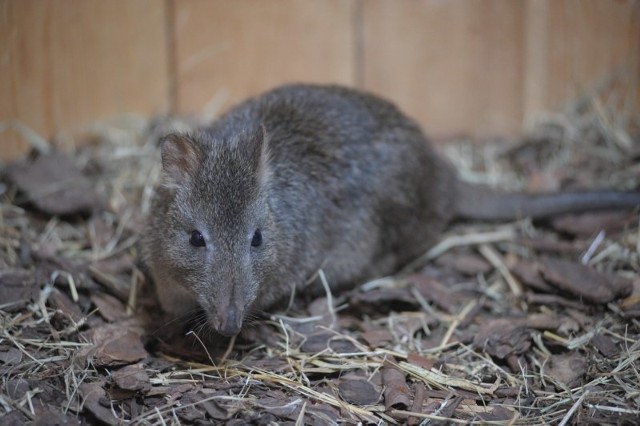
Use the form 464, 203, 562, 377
142, 84, 640, 336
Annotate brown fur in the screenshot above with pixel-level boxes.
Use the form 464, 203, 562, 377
141, 84, 639, 336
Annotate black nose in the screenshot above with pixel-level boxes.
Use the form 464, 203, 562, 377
216, 306, 242, 336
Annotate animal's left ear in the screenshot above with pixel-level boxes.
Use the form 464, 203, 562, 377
250, 125, 271, 187
159, 133, 203, 188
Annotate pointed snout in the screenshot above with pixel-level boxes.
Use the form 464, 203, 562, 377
213, 305, 243, 336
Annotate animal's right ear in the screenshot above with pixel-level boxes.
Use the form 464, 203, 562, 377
160, 133, 202, 188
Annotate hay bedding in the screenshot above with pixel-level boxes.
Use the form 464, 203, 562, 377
1, 100, 639, 425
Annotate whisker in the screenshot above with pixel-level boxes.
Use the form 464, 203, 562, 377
150, 307, 203, 336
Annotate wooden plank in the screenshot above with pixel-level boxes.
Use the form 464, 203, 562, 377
0, 0, 170, 162
522, 0, 550, 129
172, 0, 356, 117
2, 0, 636, 162
362, 0, 639, 139
524, 0, 639, 127
549, 1, 638, 111
361, 0, 526, 139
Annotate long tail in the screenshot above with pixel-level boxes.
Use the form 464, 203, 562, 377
454, 182, 640, 221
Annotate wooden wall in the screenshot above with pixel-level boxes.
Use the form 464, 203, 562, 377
1, 0, 170, 160
1, 0, 638, 161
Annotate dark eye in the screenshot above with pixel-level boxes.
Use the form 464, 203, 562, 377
189, 230, 206, 247
251, 229, 262, 247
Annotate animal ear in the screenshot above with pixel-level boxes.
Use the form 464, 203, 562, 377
252, 125, 271, 186
160, 133, 202, 187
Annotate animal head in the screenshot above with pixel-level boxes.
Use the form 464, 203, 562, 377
156, 126, 278, 336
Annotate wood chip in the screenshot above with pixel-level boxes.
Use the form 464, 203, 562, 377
300, 332, 332, 353
338, 379, 380, 405
434, 252, 492, 275
48, 287, 83, 322
409, 274, 455, 313
92, 292, 127, 322
199, 393, 232, 420
551, 211, 637, 237
5, 151, 104, 216
473, 318, 532, 359
591, 333, 618, 358
0, 347, 23, 365
382, 365, 411, 410
478, 405, 517, 421
406, 352, 435, 371
361, 328, 393, 349
79, 382, 119, 426
547, 353, 587, 389
509, 258, 556, 293
0, 269, 42, 308
407, 382, 426, 426
83, 320, 148, 366
111, 363, 151, 393
540, 257, 632, 304
349, 287, 418, 313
